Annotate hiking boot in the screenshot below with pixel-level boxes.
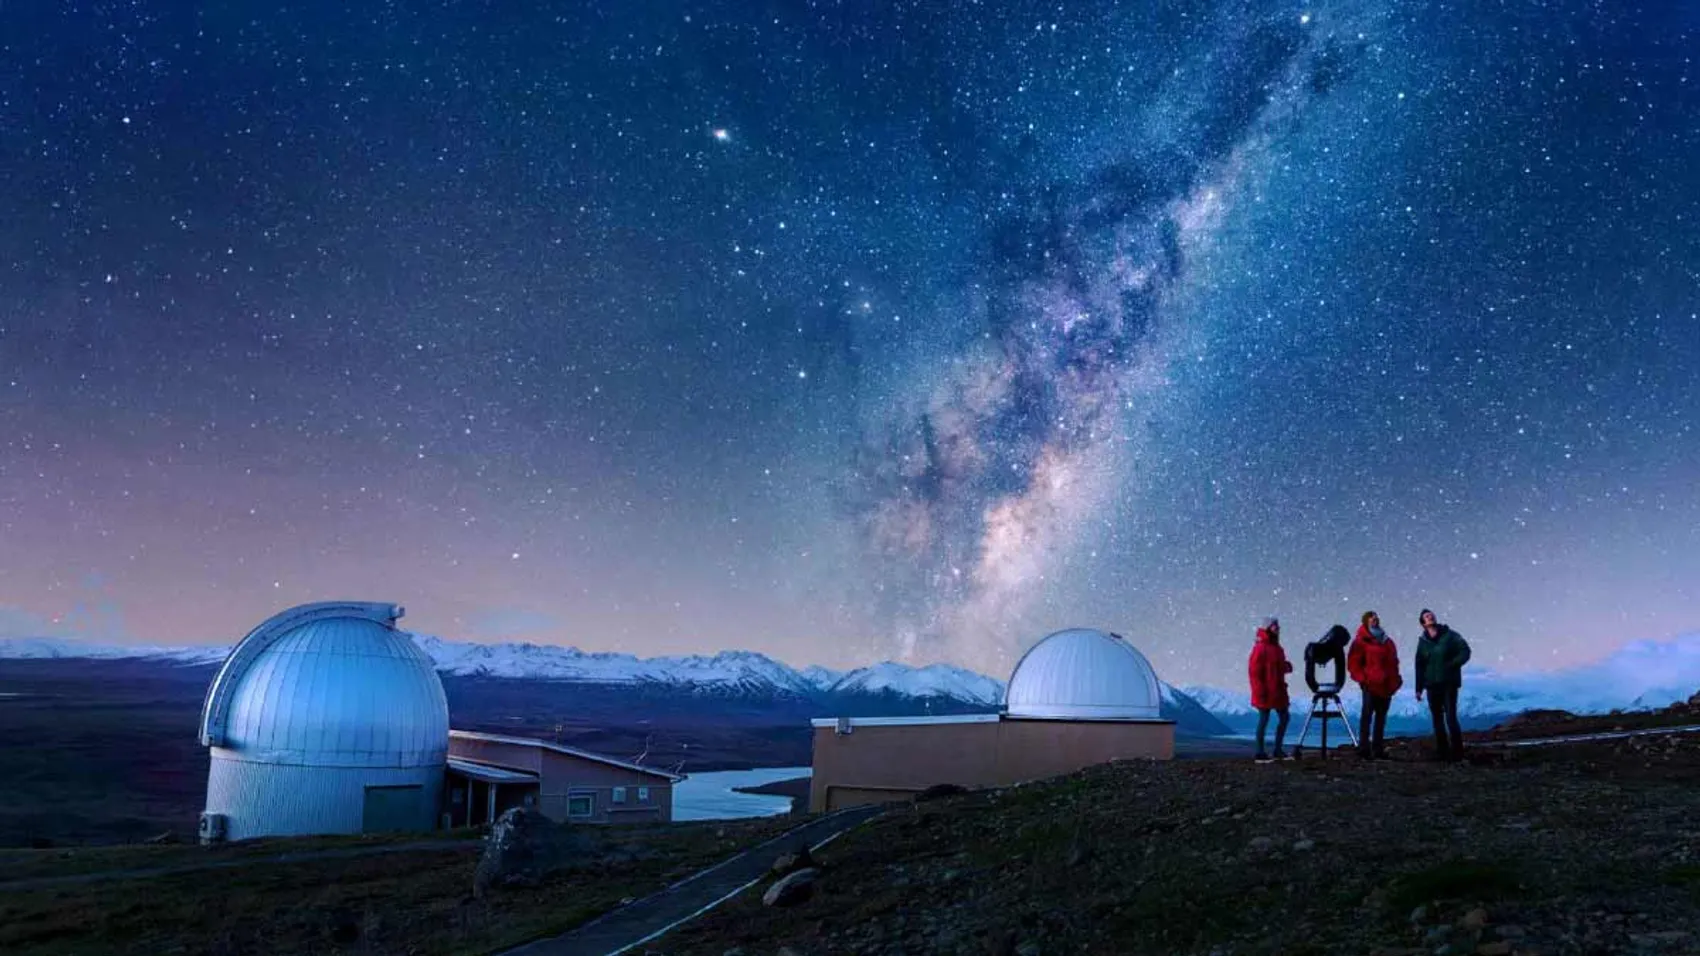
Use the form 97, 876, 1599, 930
1273, 749, 1293, 761
1253, 751, 1273, 764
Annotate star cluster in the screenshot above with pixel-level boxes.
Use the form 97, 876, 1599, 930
1, 0, 1696, 685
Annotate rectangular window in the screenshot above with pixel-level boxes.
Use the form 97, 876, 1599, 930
637, 786, 650, 803
612, 786, 627, 804
567, 793, 594, 818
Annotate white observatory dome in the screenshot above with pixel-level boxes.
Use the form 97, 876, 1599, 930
199, 601, 449, 842
1003, 628, 1164, 720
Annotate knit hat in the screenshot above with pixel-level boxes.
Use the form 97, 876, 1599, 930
1260, 616, 1279, 631
1361, 610, 1377, 627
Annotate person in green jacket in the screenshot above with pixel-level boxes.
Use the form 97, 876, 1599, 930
1414, 608, 1472, 761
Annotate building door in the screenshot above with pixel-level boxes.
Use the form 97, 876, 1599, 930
362, 784, 424, 833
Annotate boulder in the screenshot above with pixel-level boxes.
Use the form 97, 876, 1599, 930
763, 868, 819, 907
473, 807, 598, 898
915, 783, 968, 803
771, 843, 818, 877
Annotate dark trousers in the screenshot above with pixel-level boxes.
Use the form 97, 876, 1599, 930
1358, 690, 1391, 756
1256, 706, 1290, 754
1427, 684, 1464, 759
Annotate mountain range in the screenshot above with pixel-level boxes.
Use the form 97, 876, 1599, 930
5, 630, 1699, 734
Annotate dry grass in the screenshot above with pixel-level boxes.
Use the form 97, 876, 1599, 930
657, 736, 1700, 956
0, 816, 799, 956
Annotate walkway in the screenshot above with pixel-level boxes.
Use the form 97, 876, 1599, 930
498, 804, 885, 956
0, 839, 477, 893
1491, 721, 1700, 748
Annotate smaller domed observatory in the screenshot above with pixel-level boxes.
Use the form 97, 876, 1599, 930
808, 628, 1175, 813
1003, 627, 1165, 722
198, 602, 450, 844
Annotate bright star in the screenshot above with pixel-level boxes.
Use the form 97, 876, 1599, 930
712, 128, 730, 142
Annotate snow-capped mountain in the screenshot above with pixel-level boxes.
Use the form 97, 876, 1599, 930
801, 664, 847, 692
0, 633, 994, 703
826, 660, 1004, 705
1181, 630, 1700, 727
12, 630, 1692, 732
409, 636, 824, 697
0, 637, 229, 666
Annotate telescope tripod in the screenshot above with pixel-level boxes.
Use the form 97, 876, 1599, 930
1291, 689, 1358, 760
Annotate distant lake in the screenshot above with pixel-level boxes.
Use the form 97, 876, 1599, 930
672, 767, 810, 821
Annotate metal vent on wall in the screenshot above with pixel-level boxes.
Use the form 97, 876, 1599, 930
198, 812, 227, 845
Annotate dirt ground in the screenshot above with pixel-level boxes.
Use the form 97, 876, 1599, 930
654, 731, 1700, 956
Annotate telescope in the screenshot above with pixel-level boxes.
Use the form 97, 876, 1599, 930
1293, 625, 1357, 759
1304, 624, 1351, 695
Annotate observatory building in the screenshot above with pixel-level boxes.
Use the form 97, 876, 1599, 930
198, 602, 450, 843
807, 628, 1175, 813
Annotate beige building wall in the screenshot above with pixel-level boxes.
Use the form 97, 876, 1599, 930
809, 716, 1174, 813
448, 735, 673, 824
535, 750, 673, 824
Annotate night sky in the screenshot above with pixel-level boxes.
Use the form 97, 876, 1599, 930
3, 0, 1697, 687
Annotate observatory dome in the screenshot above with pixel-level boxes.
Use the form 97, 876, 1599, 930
199, 602, 449, 842
1003, 628, 1164, 720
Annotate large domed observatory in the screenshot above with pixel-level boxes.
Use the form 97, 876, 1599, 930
808, 627, 1175, 814
198, 601, 450, 843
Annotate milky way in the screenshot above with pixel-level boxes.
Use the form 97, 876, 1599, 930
2, 0, 1697, 685
844, 8, 1372, 671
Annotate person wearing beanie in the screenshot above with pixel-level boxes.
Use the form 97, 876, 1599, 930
1414, 608, 1472, 761
1347, 610, 1402, 759
1247, 617, 1294, 762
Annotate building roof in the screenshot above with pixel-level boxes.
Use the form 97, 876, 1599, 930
1003, 628, 1165, 721
809, 714, 1001, 729
449, 730, 684, 782
199, 601, 450, 768
447, 757, 540, 784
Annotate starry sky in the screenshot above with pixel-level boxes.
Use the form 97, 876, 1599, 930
2, 0, 1697, 687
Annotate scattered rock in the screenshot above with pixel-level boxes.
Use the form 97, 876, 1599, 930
1474, 943, 1511, 955
1292, 838, 1316, 852
1065, 838, 1093, 867
1461, 908, 1489, 931
1015, 942, 1041, 956
324, 907, 361, 944
143, 830, 178, 845
472, 807, 594, 898
771, 843, 817, 877
1412, 905, 1432, 925
762, 868, 818, 907
1248, 836, 1274, 853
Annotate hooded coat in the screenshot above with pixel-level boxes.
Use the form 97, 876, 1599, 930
1248, 626, 1292, 710
1347, 624, 1403, 698
1415, 625, 1471, 693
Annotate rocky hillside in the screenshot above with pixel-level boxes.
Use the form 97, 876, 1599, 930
660, 727, 1700, 955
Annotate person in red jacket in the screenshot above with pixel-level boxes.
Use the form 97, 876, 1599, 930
1347, 610, 1403, 760
1248, 617, 1293, 762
